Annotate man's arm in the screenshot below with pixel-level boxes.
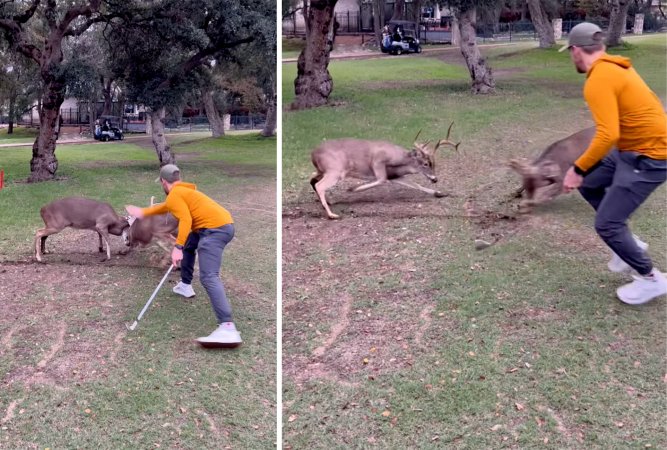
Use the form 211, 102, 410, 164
573, 67, 621, 174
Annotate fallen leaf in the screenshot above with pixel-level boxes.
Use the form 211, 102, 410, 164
468, 351, 476, 357
544, 437, 549, 444
362, 358, 369, 365
288, 415, 297, 422
535, 416, 546, 427
515, 403, 525, 411
634, 361, 641, 368
614, 422, 624, 428
490, 424, 502, 431
431, 436, 439, 441
84, 409, 92, 414
507, 367, 519, 373
381, 410, 391, 417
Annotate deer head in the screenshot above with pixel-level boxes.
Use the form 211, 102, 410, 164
412, 122, 461, 170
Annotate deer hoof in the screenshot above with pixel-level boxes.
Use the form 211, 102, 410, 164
434, 191, 446, 198
327, 213, 341, 220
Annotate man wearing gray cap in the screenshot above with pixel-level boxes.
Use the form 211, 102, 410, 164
126, 164, 242, 348
561, 22, 667, 305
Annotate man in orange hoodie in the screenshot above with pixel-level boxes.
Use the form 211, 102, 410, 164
126, 164, 241, 347
561, 23, 667, 305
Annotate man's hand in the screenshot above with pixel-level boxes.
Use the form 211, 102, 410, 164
171, 247, 183, 267
125, 205, 144, 218
563, 166, 583, 193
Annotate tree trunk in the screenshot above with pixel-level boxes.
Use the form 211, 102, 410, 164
372, 0, 386, 45
391, 0, 405, 20
202, 90, 225, 138
7, 96, 15, 134
291, 0, 338, 110
149, 108, 175, 165
88, 99, 97, 134
101, 77, 113, 115
29, 81, 65, 182
607, 0, 631, 47
526, 0, 556, 48
261, 93, 277, 137
457, 7, 495, 94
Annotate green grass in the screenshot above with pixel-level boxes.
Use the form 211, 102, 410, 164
282, 37, 306, 59
0, 133, 277, 448
0, 125, 39, 143
282, 36, 667, 448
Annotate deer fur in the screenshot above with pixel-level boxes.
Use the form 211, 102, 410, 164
509, 127, 595, 213
34, 197, 129, 262
310, 124, 460, 219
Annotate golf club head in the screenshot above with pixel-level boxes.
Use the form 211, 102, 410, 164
126, 321, 138, 331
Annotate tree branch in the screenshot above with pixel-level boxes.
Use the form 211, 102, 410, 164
12, 0, 40, 24
58, 0, 101, 36
155, 36, 255, 91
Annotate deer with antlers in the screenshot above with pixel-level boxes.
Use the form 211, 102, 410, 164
309, 123, 460, 219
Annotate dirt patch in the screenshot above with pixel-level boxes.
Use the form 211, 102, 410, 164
0, 245, 171, 390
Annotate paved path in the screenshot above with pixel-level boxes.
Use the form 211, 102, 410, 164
0, 131, 211, 149
282, 33, 665, 64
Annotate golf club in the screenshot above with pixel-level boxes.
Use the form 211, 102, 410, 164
126, 264, 174, 331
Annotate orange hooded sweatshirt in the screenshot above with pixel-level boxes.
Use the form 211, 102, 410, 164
574, 54, 667, 174
141, 182, 233, 246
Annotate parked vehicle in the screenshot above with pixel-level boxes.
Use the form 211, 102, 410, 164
94, 116, 124, 141
381, 20, 422, 55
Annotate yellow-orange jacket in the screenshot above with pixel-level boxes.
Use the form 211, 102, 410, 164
574, 54, 667, 174
142, 182, 233, 246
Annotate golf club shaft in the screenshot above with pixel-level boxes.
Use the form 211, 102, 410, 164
134, 264, 174, 324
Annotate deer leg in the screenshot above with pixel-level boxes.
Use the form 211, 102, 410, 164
97, 231, 104, 253
315, 173, 342, 219
532, 182, 562, 206
95, 227, 112, 261
34, 227, 63, 262
391, 178, 446, 197
352, 164, 387, 193
310, 171, 323, 192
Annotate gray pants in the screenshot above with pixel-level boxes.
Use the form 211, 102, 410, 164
579, 150, 666, 275
181, 224, 235, 323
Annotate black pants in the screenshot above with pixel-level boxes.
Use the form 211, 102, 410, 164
579, 150, 666, 275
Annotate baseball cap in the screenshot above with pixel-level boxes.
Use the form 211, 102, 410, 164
558, 22, 604, 52
157, 164, 181, 183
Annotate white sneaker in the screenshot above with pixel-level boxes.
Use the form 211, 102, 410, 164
608, 236, 648, 273
616, 269, 667, 305
196, 322, 242, 348
173, 281, 195, 298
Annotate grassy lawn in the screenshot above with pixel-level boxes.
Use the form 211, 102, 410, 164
282, 35, 666, 448
283, 37, 306, 59
0, 126, 39, 144
0, 133, 277, 448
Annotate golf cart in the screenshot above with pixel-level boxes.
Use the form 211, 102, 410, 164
94, 115, 124, 141
381, 20, 422, 55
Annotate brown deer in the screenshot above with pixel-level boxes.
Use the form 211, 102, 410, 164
123, 196, 179, 266
310, 123, 460, 219
509, 127, 595, 213
34, 197, 130, 262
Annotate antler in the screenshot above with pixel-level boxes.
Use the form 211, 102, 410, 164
413, 128, 423, 143
433, 121, 461, 153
